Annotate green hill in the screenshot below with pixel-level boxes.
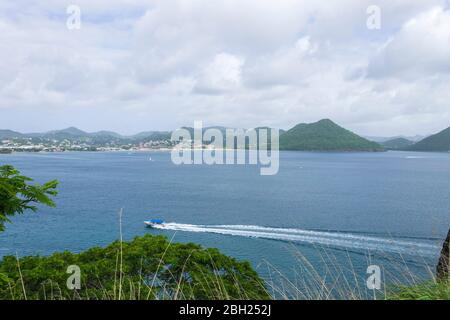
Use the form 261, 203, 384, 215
409, 126, 450, 152
0, 130, 24, 139
43, 127, 89, 140
381, 138, 414, 150
279, 119, 383, 151
90, 130, 123, 138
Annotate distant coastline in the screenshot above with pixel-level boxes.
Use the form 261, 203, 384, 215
2, 118, 449, 153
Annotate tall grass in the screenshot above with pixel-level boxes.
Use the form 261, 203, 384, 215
261, 243, 442, 300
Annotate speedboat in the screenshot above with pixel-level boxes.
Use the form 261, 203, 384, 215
144, 219, 165, 228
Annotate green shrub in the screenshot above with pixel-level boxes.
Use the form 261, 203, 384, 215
0, 234, 269, 300
388, 281, 450, 300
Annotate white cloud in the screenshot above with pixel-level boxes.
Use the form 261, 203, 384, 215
244, 36, 320, 88
0, 0, 449, 136
368, 6, 450, 78
195, 53, 244, 94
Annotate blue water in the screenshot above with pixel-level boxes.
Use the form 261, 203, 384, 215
0, 151, 448, 295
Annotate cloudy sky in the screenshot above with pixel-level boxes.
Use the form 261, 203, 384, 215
1, 0, 450, 136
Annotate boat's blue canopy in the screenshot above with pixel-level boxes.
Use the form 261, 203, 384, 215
149, 219, 164, 224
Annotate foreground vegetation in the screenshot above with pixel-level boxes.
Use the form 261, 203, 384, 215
0, 165, 58, 232
0, 234, 269, 300
388, 281, 449, 300
1, 235, 447, 300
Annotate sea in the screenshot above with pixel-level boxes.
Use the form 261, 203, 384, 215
0, 151, 448, 297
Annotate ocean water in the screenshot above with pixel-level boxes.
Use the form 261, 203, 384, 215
0, 151, 449, 295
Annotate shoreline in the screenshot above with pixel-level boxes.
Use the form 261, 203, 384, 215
1, 149, 449, 155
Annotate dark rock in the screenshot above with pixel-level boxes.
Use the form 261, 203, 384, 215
436, 229, 450, 281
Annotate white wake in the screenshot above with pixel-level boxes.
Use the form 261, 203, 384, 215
151, 223, 440, 257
